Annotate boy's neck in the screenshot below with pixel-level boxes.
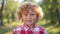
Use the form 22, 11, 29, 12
24, 24, 36, 28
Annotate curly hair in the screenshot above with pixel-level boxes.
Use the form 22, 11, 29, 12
17, 1, 44, 20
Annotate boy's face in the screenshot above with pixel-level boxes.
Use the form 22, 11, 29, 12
21, 10, 38, 26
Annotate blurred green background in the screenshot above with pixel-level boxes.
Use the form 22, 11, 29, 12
0, 0, 60, 34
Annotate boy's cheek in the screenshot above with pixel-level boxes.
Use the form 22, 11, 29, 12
33, 18, 38, 23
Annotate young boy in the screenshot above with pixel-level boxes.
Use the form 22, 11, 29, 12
12, 1, 47, 34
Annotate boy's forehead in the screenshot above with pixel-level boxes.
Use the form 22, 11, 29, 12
22, 9, 36, 13
22, 12, 36, 16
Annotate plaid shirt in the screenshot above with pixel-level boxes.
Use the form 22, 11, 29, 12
12, 24, 47, 34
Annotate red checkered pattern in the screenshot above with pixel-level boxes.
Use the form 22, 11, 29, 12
12, 24, 47, 34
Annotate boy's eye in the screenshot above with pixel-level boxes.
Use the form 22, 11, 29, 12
31, 14, 35, 16
25, 14, 28, 16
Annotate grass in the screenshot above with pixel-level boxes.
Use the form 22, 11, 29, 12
0, 21, 21, 34
0, 19, 60, 34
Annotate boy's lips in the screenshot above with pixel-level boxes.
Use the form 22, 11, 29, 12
26, 20, 32, 22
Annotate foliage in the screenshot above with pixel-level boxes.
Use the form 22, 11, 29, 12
4, 0, 19, 18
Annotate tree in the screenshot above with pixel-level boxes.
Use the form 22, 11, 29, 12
4, 0, 19, 23
56, 0, 60, 26
0, 0, 4, 26
42, 0, 60, 26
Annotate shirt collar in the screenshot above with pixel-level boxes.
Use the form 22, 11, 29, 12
22, 24, 38, 31
23, 24, 37, 28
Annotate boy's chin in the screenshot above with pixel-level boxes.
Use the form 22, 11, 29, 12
26, 24, 32, 26
26, 23, 34, 27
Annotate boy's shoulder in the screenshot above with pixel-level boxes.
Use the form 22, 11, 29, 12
37, 25, 45, 30
13, 25, 23, 31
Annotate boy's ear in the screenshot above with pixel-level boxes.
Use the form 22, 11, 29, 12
21, 18, 23, 21
36, 17, 38, 21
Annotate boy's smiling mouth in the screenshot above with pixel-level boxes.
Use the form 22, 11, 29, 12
26, 20, 32, 22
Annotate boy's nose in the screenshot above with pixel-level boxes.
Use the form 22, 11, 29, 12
27, 15, 31, 19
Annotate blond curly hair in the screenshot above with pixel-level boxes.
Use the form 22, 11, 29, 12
17, 1, 44, 20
